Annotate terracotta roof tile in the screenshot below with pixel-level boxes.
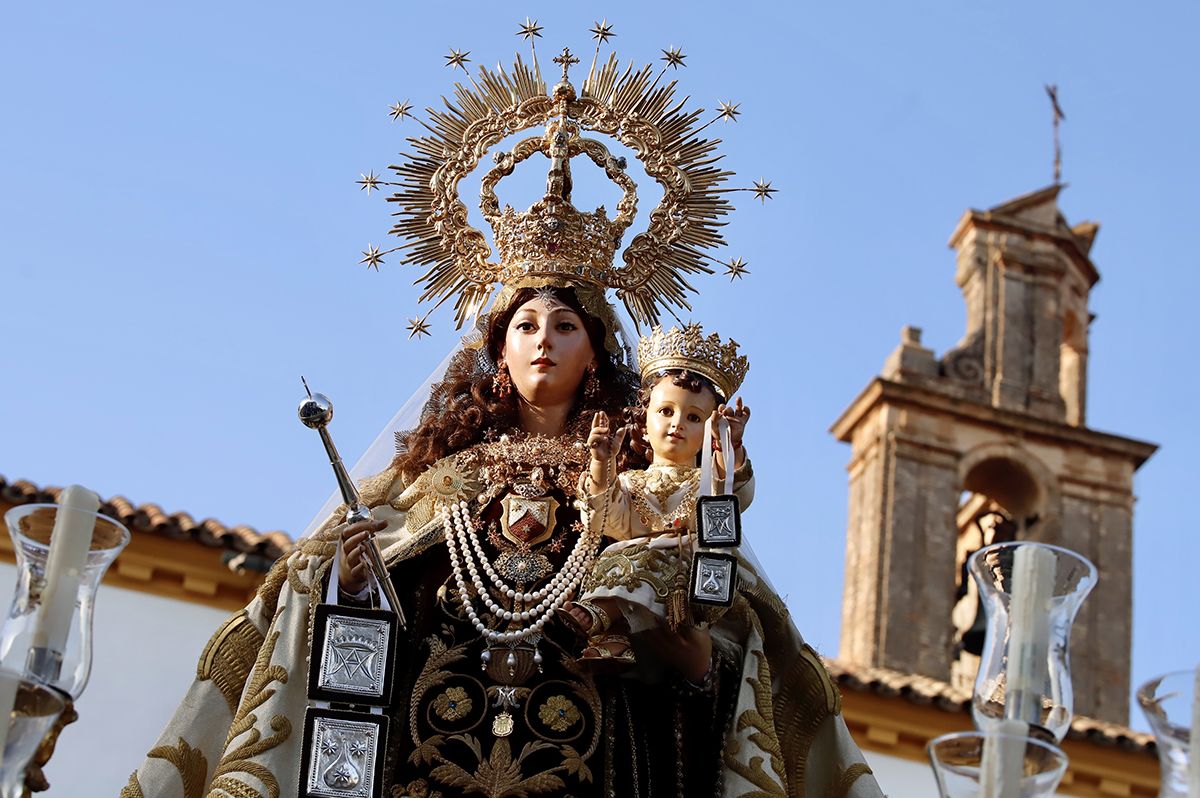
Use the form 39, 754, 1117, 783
824, 659, 1156, 754
0, 474, 294, 561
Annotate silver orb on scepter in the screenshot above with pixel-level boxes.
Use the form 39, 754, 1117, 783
297, 377, 405, 625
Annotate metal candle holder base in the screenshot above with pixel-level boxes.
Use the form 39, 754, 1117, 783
21, 694, 76, 797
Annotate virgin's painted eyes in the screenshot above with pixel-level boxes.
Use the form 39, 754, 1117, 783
556, 321, 578, 331
514, 320, 536, 332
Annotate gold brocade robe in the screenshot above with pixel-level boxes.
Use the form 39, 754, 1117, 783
578, 462, 756, 632
120, 447, 883, 798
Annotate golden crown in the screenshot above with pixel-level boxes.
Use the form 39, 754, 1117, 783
357, 25, 776, 340
484, 113, 636, 294
637, 324, 749, 401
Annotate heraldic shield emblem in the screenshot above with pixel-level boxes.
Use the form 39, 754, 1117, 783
499, 495, 559, 547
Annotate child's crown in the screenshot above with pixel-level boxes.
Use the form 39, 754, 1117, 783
637, 324, 750, 400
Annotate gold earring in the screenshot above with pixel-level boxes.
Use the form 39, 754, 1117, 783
584, 362, 600, 402
493, 363, 513, 399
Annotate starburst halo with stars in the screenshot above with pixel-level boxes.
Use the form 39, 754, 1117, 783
589, 19, 615, 44
443, 48, 470, 70
661, 45, 687, 69
517, 17, 543, 40
387, 100, 412, 122
356, 171, 382, 194
724, 257, 750, 281
752, 179, 778, 203
354, 23, 778, 340
405, 312, 433, 339
360, 244, 384, 271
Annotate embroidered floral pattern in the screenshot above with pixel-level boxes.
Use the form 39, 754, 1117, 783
584, 543, 680, 599
432, 687, 473, 722
204, 623, 292, 798
537, 695, 581, 733
392, 778, 444, 798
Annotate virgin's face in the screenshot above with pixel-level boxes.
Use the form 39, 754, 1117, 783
645, 376, 717, 466
501, 296, 596, 408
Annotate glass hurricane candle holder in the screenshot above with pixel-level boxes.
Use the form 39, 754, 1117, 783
928, 731, 1068, 798
1137, 670, 1198, 798
0, 503, 129, 698
968, 541, 1096, 741
0, 670, 66, 798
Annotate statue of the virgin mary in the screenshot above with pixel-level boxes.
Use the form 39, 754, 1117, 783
121, 36, 883, 798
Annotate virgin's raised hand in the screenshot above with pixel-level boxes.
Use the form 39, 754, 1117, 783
338, 518, 386, 596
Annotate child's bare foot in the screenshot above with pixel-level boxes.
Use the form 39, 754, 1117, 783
557, 600, 612, 637
566, 602, 600, 632
581, 634, 636, 668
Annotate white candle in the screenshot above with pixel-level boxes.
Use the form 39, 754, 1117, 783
0, 670, 19, 760
1190, 665, 1200, 798
31, 485, 99, 659
1007, 544, 1056, 724
980, 719, 1027, 798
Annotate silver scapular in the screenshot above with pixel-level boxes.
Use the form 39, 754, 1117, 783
690, 415, 742, 608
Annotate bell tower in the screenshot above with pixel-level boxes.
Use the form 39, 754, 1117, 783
941, 184, 1097, 426
831, 185, 1156, 723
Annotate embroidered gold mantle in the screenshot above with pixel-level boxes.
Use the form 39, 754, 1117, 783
122, 450, 881, 798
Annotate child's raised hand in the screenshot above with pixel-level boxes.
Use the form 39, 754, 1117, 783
714, 397, 751, 450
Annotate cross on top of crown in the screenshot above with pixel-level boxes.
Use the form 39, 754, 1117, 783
553, 47, 580, 81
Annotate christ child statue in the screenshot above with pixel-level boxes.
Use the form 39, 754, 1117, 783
560, 324, 752, 666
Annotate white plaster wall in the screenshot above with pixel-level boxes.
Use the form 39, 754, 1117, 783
863, 750, 938, 795
0, 562, 230, 796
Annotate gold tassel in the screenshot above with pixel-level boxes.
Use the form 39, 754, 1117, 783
666, 534, 691, 631
667, 583, 689, 631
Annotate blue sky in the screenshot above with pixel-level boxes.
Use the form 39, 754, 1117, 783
2, 1, 1196, 726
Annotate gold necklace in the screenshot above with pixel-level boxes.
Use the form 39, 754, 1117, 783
627, 466, 700, 532
456, 428, 590, 500
643, 464, 698, 506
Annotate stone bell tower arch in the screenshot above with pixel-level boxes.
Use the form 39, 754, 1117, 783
831, 185, 1156, 723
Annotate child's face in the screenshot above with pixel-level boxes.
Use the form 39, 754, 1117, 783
645, 377, 718, 465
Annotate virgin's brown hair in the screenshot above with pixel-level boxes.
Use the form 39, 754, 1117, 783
393, 287, 640, 478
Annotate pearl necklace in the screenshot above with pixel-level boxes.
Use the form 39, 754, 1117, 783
461, 507, 597, 604
442, 498, 602, 647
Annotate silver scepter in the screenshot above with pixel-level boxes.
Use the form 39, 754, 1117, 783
297, 377, 406, 627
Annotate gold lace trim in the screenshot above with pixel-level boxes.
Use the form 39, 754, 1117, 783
583, 543, 681, 599
254, 557, 289, 615
625, 468, 699, 531
197, 613, 265, 715
628, 465, 698, 508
